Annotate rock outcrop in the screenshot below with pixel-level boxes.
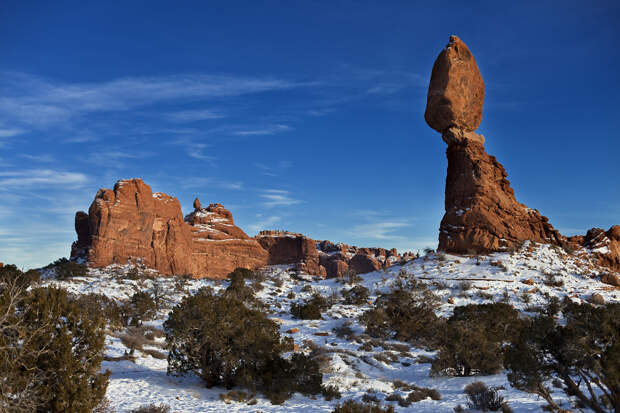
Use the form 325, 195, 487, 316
185, 202, 269, 278
71, 179, 267, 278
425, 35, 620, 277
256, 230, 326, 277
316, 240, 400, 277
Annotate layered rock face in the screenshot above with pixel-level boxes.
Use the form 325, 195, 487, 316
317, 240, 399, 277
185, 202, 268, 278
71, 179, 267, 278
256, 230, 326, 277
425, 35, 620, 278
72, 179, 194, 275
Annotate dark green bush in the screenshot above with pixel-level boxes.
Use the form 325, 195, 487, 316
51, 257, 87, 279
72, 293, 124, 330
291, 292, 330, 320
449, 303, 523, 343
360, 279, 441, 345
505, 302, 619, 412
342, 285, 370, 305
332, 400, 395, 413
165, 288, 322, 404
463, 381, 509, 412
431, 321, 503, 377
128, 291, 157, 326
0, 263, 40, 287
0, 277, 108, 412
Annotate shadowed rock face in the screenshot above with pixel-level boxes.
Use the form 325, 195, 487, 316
425, 35, 485, 134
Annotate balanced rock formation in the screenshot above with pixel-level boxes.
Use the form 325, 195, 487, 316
426, 36, 564, 253
71, 179, 267, 278
425, 35, 485, 134
425, 36, 620, 279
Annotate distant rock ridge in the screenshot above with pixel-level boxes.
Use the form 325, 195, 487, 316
424, 35, 620, 278
71, 179, 405, 278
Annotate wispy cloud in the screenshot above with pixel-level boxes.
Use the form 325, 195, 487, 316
85, 150, 153, 168
233, 124, 292, 136
259, 189, 302, 208
19, 153, 55, 163
186, 143, 216, 165
166, 109, 225, 122
348, 220, 411, 241
254, 160, 293, 177
0, 127, 25, 137
0, 169, 88, 188
181, 177, 243, 191
0, 72, 308, 128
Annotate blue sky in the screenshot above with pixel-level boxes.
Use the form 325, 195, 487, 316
1, 1, 618, 269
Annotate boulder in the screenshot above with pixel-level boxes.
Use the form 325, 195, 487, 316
425, 35, 485, 133
349, 253, 382, 274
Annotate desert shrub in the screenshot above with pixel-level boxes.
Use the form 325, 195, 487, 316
449, 303, 523, 343
463, 381, 509, 412
407, 386, 441, 402
343, 285, 370, 305
333, 321, 355, 338
332, 400, 395, 413
505, 302, 619, 412
0, 280, 108, 412
51, 257, 87, 279
219, 389, 256, 404
321, 384, 342, 401
129, 404, 170, 413
128, 291, 157, 326
430, 321, 503, 376
0, 263, 40, 287
360, 279, 441, 346
72, 293, 124, 330
291, 292, 330, 320
165, 288, 322, 403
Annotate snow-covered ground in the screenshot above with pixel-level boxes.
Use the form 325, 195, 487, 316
42, 242, 619, 412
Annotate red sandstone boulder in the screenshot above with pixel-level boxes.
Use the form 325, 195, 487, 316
425, 35, 485, 133
349, 253, 382, 274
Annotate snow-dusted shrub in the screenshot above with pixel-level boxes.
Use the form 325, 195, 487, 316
505, 302, 620, 412
360, 279, 441, 345
129, 404, 170, 413
51, 257, 87, 279
463, 381, 510, 412
430, 321, 503, 377
342, 285, 370, 305
73, 293, 124, 330
165, 288, 324, 404
0, 275, 108, 413
332, 399, 395, 413
290, 292, 330, 320
0, 263, 40, 287
449, 303, 523, 343
128, 291, 157, 326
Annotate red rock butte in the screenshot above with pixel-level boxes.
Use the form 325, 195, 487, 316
71, 179, 403, 278
425, 35, 620, 275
